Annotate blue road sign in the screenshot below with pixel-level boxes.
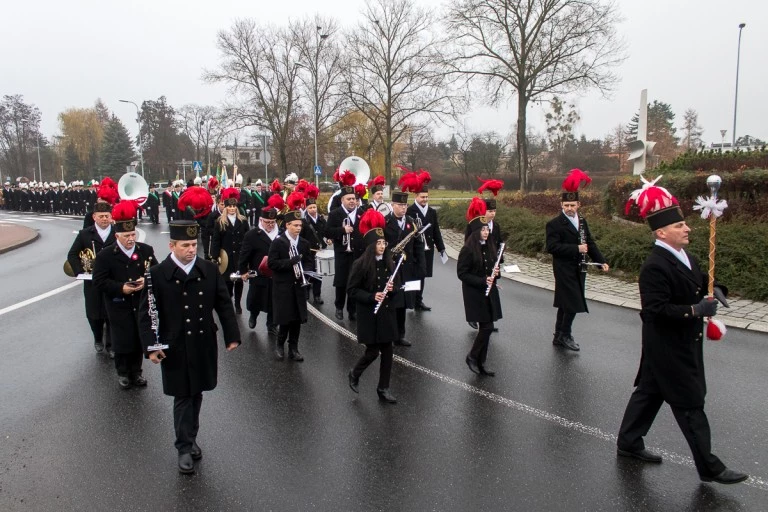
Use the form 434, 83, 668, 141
193, 161, 203, 172
314, 165, 322, 176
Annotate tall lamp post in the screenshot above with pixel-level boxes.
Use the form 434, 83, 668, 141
297, 27, 329, 187
20, 119, 42, 182
732, 23, 746, 149
119, 99, 146, 179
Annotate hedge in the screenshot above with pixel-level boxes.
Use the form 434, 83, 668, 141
439, 200, 768, 301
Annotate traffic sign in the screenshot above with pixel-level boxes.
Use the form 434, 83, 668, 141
259, 151, 271, 166
314, 165, 322, 176
193, 161, 203, 172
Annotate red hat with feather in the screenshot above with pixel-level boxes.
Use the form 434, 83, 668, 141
178, 186, 214, 219
561, 168, 591, 202
111, 201, 138, 233
270, 179, 282, 193
359, 208, 387, 246
284, 192, 305, 224
304, 183, 320, 205
97, 176, 119, 205
369, 175, 386, 194
221, 187, 240, 207
625, 175, 683, 231
466, 196, 488, 233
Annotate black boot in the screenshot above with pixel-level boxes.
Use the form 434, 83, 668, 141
288, 342, 304, 362
275, 330, 287, 360
552, 331, 564, 346
248, 313, 257, 329
348, 370, 359, 393
377, 388, 397, 403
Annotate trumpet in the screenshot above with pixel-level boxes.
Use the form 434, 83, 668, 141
413, 217, 429, 251
230, 271, 258, 281
289, 244, 309, 287
342, 218, 353, 253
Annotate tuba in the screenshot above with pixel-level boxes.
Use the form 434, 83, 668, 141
338, 156, 370, 187
118, 172, 149, 205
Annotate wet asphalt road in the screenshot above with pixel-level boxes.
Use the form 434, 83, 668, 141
1, 212, 767, 511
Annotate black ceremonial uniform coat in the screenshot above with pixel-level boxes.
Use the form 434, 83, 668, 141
210, 216, 250, 274
145, 191, 160, 219
325, 206, 364, 287
407, 203, 445, 278
545, 212, 605, 314
457, 242, 502, 323
384, 214, 426, 309
67, 225, 116, 320
92, 242, 157, 354
347, 256, 401, 345
138, 256, 240, 397
238, 227, 275, 314
267, 234, 312, 325
635, 246, 718, 408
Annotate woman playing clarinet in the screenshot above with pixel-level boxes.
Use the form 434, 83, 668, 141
346, 210, 400, 403
458, 197, 502, 376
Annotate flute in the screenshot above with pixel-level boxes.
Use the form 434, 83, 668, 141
485, 242, 505, 297
374, 254, 405, 315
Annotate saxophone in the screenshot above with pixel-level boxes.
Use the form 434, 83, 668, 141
144, 260, 168, 351
391, 220, 431, 258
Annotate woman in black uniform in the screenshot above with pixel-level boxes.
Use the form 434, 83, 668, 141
347, 209, 400, 403
457, 197, 502, 376
211, 187, 250, 313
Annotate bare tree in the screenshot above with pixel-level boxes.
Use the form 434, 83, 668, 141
605, 123, 627, 172
291, 15, 347, 174
445, 0, 626, 191
342, 0, 463, 185
205, 19, 302, 177
0, 95, 43, 179
680, 108, 704, 151
544, 97, 580, 170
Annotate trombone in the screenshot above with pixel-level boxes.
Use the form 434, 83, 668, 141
342, 218, 353, 253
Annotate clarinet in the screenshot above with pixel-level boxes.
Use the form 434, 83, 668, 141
145, 263, 168, 351
578, 216, 588, 273
485, 242, 505, 297
374, 254, 405, 315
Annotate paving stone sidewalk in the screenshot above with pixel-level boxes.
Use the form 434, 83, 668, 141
441, 229, 768, 334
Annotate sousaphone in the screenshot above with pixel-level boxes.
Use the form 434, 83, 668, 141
338, 156, 371, 186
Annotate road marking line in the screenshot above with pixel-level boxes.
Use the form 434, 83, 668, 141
0, 281, 81, 317
307, 303, 768, 491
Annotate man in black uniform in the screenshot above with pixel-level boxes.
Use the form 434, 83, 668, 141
162, 182, 174, 223
267, 207, 313, 361
384, 190, 425, 346
302, 193, 327, 304
616, 182, 747, 485
67, 202, 116, 355
93, 202, 157, 389
140, 220, 240, 475
407, 187, 445, 311
325, 185, 363, 321
145, 183, 160, 224
545, 170, 609, 351
239, 207, 279, 334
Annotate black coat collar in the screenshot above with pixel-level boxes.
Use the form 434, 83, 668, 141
652, 245, 701, 286
159, 254, 209, 281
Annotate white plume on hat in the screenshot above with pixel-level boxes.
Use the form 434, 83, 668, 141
193, 176, 203, 185
59, 180, 66, 187
284, 172, 298, 184
235, 174, 243, 185
255, 179, 263, 186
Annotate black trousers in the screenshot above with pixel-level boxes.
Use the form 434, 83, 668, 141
114, 351, 143, 378
225, 279, 244, 307
88, 318, 111, 349
555, 308, 576, 335
334, 286, 356, 315
352, 342, 393, 389
165, 206, 173, 223
277, 321, 302, 347
469, 322, 494, 364
617, 380, 726, 478
174, 393, 203, 454
396, 308, 406, 338
416, 278, 426, 304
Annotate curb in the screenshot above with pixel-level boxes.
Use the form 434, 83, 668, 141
442, 230, 768, 335
0, 226, 40, 254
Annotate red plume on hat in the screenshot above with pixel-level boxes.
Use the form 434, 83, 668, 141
304, 183, 320, 199
332, 168, 341, 182
476, 177, 504, 196
295, 179, 309, 195
178, 186, 214, 219
271, 179, 282, 193
207, 177, 219, 190
111, 200, 137, 222
626, 183, 679, 219
267, 194, 285, 211
398, 169, 420, 193
369, 175, 386, 188
97, 176, 119, 205
354, 183, 367, 198
221, 187, 240, 203
466, 196, 487, 222
359, 208, 386, 236
287, 191, 305, 211
339, 170, 356, 187
417, 169, 432, 190
562, 168, 591, 193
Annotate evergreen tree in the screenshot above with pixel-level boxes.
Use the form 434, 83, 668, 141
98, 116, 136, 175
626, 100, 679, 166
681, 109, 703, 151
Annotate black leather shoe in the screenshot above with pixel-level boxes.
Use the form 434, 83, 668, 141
274, 343, 285, 361
468, 322, 478, 329
335, 309, 343, 320
465, 356, 480, 375
700, 468, 749, 484
617, 448, 662, 463
348, 370, 359, 393
190, 442, 202, 461
288, 347, 304, 362
313, 296, 324, 305
108, 350, 115, 359
560, 334, 580, 351
235, 306, 242, 315
377, 388, 397, 403
118, 376, 131, 389
348, 312, 356, 321
248, 314, 256, 329
394, 338, 411, 347
178, 453, 195, 474
552, 332, 564, 346
268, 325, 278, 336
415, 302, 432, 311
132, 376, 148, 387
479, 365, 496, 377
94, 342, 104, 353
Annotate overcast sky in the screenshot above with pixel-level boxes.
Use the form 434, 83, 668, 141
2, 0, 764, 149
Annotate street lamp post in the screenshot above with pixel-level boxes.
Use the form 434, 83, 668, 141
20, 118, 41, 182
119, 99, 146, 179
732, 23, 746, 149
298, 28, 329, 187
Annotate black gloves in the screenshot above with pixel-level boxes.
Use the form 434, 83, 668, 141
290, 255, 302, 264
692, 297, 718, 317
713, 286, 729, 308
